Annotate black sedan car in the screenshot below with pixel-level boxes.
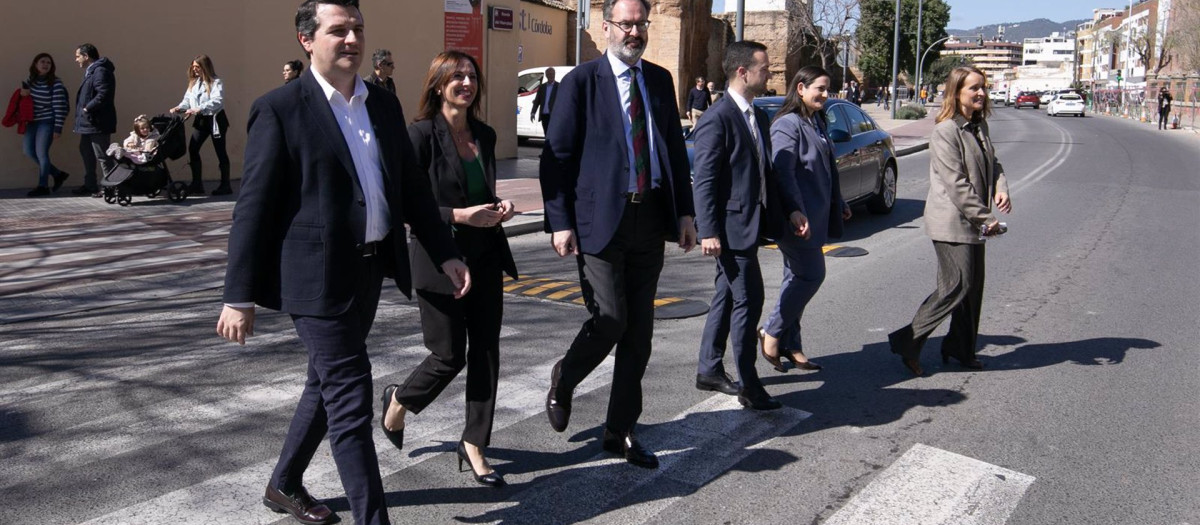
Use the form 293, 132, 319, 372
686, 96, 897, 214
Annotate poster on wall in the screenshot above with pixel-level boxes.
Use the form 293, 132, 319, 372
445, 0, 484, 65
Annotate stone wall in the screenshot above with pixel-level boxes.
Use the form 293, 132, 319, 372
717, 10, 801, 96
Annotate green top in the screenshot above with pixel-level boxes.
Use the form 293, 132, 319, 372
462, 153, 489, 206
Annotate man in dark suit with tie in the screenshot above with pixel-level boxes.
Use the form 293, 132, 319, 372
529, 67, 559, 136
540, 0, 696, 470
215, 2, 469, 524
692, 40, 783, 411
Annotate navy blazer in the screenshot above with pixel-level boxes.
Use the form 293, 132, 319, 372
539, 55, 695, 255
691, 94, 781, 251
530, 80, 558, 122
406, 114, 518, 294
222, 71, 459, 316
770, 111, 846, 247
74, 57, 117, 135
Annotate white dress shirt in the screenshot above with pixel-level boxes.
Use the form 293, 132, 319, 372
725, 88, 766, 204
311, 70, 391, 244
605, 52, 662, 192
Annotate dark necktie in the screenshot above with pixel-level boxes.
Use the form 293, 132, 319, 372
629, 67, 650, 194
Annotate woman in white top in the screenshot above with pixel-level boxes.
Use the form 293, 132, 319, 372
170, 54, 231, 195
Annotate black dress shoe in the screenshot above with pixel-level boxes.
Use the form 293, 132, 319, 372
211, 184, 233, 196
737, 390, 783, 411
71, 185, 98, 196
546, 360, 571, 432
942, 353, 984, 369
26, 186, 50, 197
901, 357, 924, 377
695, 372, 740, 395
51, 171, 70, 192
380, 384, 404, 451
263, 485, 336, 525
456, 441, 506, 487
188, 182, 206, 195
602, 428, 659, 469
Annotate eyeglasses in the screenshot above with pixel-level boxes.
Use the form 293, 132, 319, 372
606, 19, 650, 34
380, 61, 394, 67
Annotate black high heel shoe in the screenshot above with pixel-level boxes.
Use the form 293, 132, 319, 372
457, 441, 506, 487
782, 350, 822, 371
380, 384, 404, 451
942, 353, 984, 369
758, 328, 786, 373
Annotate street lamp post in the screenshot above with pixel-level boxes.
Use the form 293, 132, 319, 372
890, 0, 901, 118
915, 0, 923, 97
917, 35, 953, 94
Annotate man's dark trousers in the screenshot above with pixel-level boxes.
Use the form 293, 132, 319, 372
697, 246, 764, 391
556, 190, 666, 434
270, 250, 390, 525
79, 133, 109, 189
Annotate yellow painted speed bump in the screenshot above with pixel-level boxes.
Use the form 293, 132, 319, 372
762, 244, 869, 257
502, 275, 709, 318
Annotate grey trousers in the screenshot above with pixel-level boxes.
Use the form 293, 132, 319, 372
890, 241, 986, 360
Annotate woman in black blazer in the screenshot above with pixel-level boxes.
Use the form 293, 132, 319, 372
380, 51, 517, 487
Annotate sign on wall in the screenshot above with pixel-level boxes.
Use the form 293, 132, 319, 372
491, 6, 514, 31
445, 0, 484, 64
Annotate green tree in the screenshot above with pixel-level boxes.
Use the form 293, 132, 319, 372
855, 0, 951, 85
925, 54, 971, 86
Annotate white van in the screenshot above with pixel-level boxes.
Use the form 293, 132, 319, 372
517, 66, 574, 141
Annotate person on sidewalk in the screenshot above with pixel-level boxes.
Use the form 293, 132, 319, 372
71, 43, 116, 197
171, 55, 232, 195
1157, 87, 1173, 131
19, 53, 71, 197
364, 49, 395, 95
887, 66, 1012, 377
529, 66, 558, 135
692, 40, 782, 411
686, 76, 710, 124
283, 59, 303, 84
761, 65, 847, 379
539, 0, 697, 469
382, 50, 518, 489
215, 1, 470, 524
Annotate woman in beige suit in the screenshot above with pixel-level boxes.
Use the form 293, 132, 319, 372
887, 66, 1012, 376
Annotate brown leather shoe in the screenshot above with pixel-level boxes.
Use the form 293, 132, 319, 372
262, 485, 336, 525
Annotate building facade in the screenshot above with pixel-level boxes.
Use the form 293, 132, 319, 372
1023, 32, 1076, 67
942, 38, 1022, 81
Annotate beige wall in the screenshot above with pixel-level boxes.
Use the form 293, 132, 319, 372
0, 0, 524, 190
518, 2, 570, 70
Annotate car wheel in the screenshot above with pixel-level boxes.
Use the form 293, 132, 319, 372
867, 162, 896, 215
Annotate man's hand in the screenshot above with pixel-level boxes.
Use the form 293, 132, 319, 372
454, 204, 504, 228
551, 229, 578, 257
216, 305, 256, 345
497, 200, 517, 222
789, 211, 811, 240
701, 237, 721, 257
842, 203, 853, 221
678, 216, 697, 253
441, 259, 472, 298
995, 192, 1012, 214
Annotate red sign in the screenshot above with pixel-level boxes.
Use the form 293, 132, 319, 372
445, 0, 484, 65
490, 6, 514, 31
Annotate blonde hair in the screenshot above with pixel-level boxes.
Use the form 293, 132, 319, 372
187, 54, 219, 96
936, 66, 990, 123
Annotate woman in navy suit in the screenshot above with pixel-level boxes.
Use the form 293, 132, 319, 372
380, 51, 517, 487
759, 66, 851, 373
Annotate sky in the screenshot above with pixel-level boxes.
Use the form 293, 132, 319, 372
710, 0, 1131, 30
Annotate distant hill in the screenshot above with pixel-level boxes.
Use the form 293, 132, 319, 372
948, 18, 1089, 43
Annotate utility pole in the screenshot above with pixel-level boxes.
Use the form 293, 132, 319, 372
915, 0, 924, 97
575, 0, 589, 65
890, 0, 901, 118
736, 0, 745, 41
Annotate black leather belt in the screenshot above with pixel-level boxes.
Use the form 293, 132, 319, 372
625, 189, 660, 203
359, 241, 379, 257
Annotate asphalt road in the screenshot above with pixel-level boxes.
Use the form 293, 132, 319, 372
1, 109, 1197, 525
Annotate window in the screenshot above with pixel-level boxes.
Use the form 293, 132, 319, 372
825, 106, 851, 136
841, 104, 873, 135
518, 72, 543, 94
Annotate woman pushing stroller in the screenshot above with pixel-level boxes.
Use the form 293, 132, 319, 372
170, 54, 231, 195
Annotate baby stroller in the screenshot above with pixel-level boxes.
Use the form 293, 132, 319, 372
100, 114, 189, 206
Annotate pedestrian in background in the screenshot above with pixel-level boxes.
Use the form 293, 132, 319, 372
707, 80, 720, 104
692, 40, 782, 411
888, 66, 1012, 377
20, 53, 71, 197
1157, 86, 1172, 130
686, 75, 710, 124
71, 43, 116, 197
282, 59, 303, 84
760, 65, 848, 377
364, 48, 395, 94
539, 0, 696, 470
529, 66, 558, 135
382, 50, 517, 489
171, 54, 232, 195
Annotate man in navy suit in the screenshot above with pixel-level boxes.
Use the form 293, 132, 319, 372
529, 66, 559, 135
692, 41, 784, 411
540, 0, 696, 469
215, 1, 469, 524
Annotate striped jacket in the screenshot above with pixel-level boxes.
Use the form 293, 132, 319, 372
27, 78, 70, 134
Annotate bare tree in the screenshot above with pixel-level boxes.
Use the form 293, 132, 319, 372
786, 0, 860, 71
1175, 0, 1200, 71
1131, 24, 1174, 74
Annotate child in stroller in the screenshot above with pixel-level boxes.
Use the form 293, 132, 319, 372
106, 115, 160, 164
100, 113, 188, 206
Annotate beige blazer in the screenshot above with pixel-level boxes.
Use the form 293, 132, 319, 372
924, 114, 1009, 244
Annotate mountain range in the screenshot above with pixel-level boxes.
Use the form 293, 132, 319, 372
948, 18, 1089, 43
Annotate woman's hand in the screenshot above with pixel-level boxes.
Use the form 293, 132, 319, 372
842, 203, 853, 220
19, 87, 30, 97
496, 200, 517, 222
453, 204, 504, 228
995, 192, 1012, 214
169, 107, 181, 114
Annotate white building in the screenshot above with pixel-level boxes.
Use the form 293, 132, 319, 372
1023, 32, 1076, 67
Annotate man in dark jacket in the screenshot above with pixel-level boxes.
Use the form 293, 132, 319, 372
686, 76, 710, 123
72, 43, 116, 196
